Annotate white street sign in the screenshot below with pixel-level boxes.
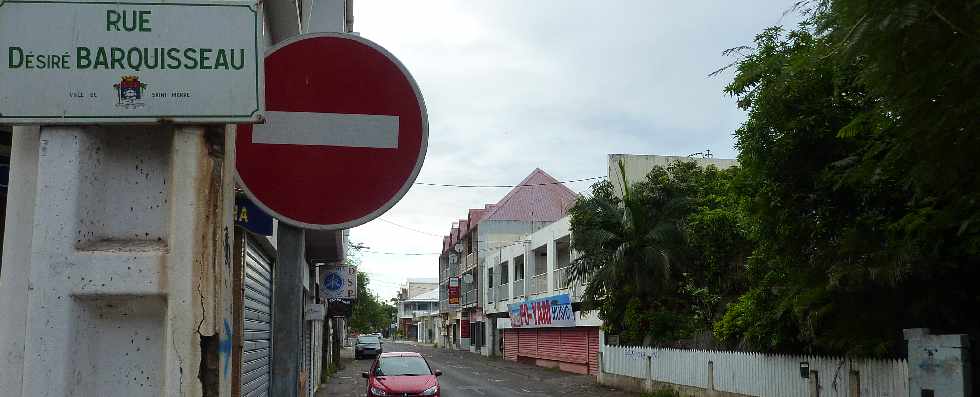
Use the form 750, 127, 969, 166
0, 0, 263, 124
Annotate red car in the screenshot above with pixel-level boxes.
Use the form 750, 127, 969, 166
362, 352, 442, 396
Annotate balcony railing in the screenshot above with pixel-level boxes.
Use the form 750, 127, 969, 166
528, 273, 547, 295
553, 266, 572, 290
496, 283, 509, 302
462, 289, 477, 306
512, 279, 524, 298
464, 253, 477, 270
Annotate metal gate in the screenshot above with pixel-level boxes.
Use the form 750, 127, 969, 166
241, 243, 274, 397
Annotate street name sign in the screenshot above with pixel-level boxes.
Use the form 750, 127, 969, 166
0, 0, 263, 124
236, 33, 428, 230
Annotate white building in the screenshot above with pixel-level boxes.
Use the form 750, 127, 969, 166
481, 215, 604, 375
397, 288, 439, 341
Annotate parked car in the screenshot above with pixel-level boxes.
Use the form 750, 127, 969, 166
354, 335, 383, 359
362, 352, 442, 396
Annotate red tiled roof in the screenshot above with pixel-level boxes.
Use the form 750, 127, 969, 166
467, 208, 486, 230
482, 168, 578, 222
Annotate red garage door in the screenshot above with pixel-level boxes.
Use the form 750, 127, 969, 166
587, 327, 600, 374
517, 328, 537, 358
503, 329, 518, 361
538, 329, 562, 360
560, 328, 588, 364
508, 327, 602, 375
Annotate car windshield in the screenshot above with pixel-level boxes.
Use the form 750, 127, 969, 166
376, 356, 431, 376
357, 336, 380, 344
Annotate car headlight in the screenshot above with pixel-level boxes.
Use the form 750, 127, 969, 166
421, 385, 439, 396
369, 386, 388, 396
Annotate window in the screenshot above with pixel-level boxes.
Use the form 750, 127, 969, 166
514, 255, 525, 280
500, 261, 509, 283
357, 336, 380, 345
376, 356, 432, 376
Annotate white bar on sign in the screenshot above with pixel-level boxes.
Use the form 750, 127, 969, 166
253, 111, 399, 149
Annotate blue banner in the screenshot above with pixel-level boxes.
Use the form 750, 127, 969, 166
234, 195, 273, 236
507, 293, 575, 328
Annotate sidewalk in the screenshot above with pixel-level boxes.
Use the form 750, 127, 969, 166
315, 347, 357, 397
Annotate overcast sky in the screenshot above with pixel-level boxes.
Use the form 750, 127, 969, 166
349, 1, 800, 301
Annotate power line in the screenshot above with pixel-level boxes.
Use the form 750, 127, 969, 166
360, 249, 441, 256
377, 218, 443, 237
412, 176, 605, 188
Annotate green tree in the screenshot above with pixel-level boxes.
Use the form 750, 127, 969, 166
715, 0, 980, 356
568, 160, 750, 346
349, 272, 395, 334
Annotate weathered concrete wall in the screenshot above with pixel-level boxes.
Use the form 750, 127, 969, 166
0, 127, 236, 397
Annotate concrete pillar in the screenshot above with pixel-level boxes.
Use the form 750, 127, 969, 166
546, 239, 556, 293
0, 126, 40, 397
0, 126, 236, 397
271, 224, 305, 397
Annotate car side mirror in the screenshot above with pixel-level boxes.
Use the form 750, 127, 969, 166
361, 372, 370, 379
434, 370, 442, 377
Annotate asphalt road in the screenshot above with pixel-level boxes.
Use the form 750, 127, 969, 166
319, 341, 634, 397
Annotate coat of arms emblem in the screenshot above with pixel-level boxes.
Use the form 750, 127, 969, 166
114, 76, 147, 109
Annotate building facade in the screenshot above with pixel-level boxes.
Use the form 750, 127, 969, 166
437, 169, 579, 355
483, 216, 603, 374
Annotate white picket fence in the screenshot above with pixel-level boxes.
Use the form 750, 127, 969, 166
602, 345, 908, 397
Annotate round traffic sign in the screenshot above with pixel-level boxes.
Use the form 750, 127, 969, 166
236, 33, 427, 230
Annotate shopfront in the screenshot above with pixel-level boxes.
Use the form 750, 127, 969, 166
500, 293, 601, 375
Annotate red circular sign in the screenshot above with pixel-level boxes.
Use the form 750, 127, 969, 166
236, 33, 427, 230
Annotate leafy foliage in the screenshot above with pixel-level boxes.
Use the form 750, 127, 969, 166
716, 0, 980, 356
568, 160, 750, 346
571, 0, 979, 357
349, 272, 396, 334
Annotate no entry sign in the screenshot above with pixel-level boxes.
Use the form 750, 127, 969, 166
236, 33, 427, 230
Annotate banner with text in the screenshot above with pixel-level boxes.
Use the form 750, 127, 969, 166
448, 276, 460, 307
507, 293, 575, 328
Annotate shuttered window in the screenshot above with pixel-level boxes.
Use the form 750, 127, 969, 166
241, 244, 273, 397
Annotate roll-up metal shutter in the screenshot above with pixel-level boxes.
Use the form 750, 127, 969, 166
587, 327, 600, 375
538, 329, 562, 360
503, 329, 518, 361
241, 243, 274, 397
518, 329, 537, 358
303, 292, 313, 397
559, 328, 589, 364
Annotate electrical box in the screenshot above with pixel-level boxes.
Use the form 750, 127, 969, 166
905, 328, 972, 397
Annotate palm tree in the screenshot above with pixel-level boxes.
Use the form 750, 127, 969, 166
567, 160, 691, 312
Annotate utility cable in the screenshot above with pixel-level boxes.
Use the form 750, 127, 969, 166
377, 218, 444, 237
412, 176, 605, 188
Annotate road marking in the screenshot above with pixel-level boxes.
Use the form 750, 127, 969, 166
253, 111, 400, 148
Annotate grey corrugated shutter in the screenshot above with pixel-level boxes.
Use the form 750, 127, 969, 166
241, 243, 274, 397
304, 292, 313, 397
